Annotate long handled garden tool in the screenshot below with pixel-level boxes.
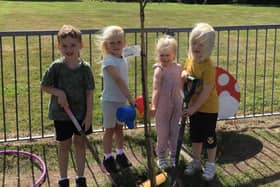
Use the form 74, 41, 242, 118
172, 76, 201, 186
63, 106, 118, 186
139, 172, 168, 187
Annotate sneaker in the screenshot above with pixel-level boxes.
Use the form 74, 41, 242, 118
58, 178, 69, 187
184, 160, 202, 175
157, 158, 168, 170
76, 177, 87, 187
116, 153, 132, 168
103, 156, 118, 173
202, 161, 216, 181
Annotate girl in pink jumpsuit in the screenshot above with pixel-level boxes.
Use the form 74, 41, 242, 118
151, 35, 183, 169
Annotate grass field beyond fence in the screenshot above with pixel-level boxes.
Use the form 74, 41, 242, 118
0, 2, 280, 186
0, 1, 280, 139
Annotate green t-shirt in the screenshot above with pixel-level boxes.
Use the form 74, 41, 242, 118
41, 58, 95, 121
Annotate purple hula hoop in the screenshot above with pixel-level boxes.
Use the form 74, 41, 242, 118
0, 150, 46, 187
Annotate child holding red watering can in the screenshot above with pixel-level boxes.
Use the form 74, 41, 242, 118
96, 25, 135, 174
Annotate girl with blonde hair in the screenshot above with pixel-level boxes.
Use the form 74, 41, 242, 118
182, 23, 218, 181
97, 25, 135, 173
151, 35, 183, 169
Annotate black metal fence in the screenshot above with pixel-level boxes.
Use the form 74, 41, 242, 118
0, 24, 279, 142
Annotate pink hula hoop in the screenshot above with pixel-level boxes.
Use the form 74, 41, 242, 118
0, 150, 46, 187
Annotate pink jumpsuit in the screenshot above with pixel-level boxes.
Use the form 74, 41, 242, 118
154, 63, 183, 160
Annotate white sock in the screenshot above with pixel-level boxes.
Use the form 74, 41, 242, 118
116, 148, 124, 155
104, 153, 112, 159
207, 161, 215, 165
59, 177, 68, 181
76, 176, 85, 179
193, 159, 201, 164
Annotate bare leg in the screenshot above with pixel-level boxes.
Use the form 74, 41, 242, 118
58, 138, 72, 178
103, 128, 115, 154
192, 142, 203, 161
73, 135, 86, 176
207, 146, 217, 163
115, 124, 124, 149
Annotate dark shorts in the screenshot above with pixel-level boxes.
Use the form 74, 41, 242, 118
189, 112, 218, 149
54, 120, 93, 141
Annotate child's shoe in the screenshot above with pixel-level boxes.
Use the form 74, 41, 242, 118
76, 177, 87, 187
202, 161, 216, 181
103, 156, 118, 173
184, 160, 202, 175
116, 153, 132, 168
58, 178, 69, 187
157, 158, 168, 170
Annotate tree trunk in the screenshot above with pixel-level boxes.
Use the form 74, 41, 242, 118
139, 1, 156, 187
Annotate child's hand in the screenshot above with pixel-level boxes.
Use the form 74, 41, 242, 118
129, 100, 136, 108
181, 70, 188, 79
82, 115, 92, 131
150, 107, 156, 117
57, 90, 69, 108
183, 107, 196, 116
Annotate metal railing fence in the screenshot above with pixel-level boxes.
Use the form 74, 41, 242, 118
0, 24, 279, 142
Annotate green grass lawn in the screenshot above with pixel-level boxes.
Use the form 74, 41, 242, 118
0, 1, 280, 31
0, 1, 279, 136
0, 2, 280, 186
0, 1, 280, 130
0, 1, 279, 130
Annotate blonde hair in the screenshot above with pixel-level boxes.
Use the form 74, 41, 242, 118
96, 25, 125, 58
57, 25, 82, 43
156, 35, 177, 62
188, 23, 215, 61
